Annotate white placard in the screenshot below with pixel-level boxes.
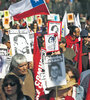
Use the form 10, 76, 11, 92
9, 29, 33, 62
45, 54, 66, 88
44, 34, 59, 53
48, 21, 62, 41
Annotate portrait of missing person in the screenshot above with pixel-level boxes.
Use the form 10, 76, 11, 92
51, 25, 59, 33
48, 36, 56, 50
49, 62, 62, 84
13, 35, 30, 54
0, 56, 4, 72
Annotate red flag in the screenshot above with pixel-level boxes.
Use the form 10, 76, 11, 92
78, 38, 83, 84
33, 33, 45, 100
86, 80, 90, 100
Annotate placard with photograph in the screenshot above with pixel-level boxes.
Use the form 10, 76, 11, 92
44, 34, 59, 53
44, 54, 66, 88
41, 48, 46, 69
0, 48, 11, 78
48, 21, 62, 41
67, 13, 74, 23
9, 29, 33, 62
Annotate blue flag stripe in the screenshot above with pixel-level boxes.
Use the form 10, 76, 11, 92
30, 0, 44, 8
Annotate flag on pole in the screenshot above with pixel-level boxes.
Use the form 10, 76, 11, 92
62, 11, 69, 37
8, 0, 49, 20
74, 13, 81, 31
33, 33, 45, 100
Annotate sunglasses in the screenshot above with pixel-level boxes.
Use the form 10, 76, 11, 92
4, 82, 16, 87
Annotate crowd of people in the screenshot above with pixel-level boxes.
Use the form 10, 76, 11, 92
0, 0, 90, 100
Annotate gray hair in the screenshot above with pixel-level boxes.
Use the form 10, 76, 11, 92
9, 54, 27, 72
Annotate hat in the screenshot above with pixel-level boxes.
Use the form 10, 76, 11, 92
60, 37, 66, 43
58, 74, 78, 90
80, 29, 88, 37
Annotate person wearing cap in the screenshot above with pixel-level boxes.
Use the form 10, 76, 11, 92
59, 37, 76, 66
65, 25, 80, 66
79, 29, 90, 71
39, 74, 77, 100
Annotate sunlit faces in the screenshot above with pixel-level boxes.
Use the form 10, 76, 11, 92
75, 28, 80, 37
16, 62, 28, 75
4, 80, 17, 96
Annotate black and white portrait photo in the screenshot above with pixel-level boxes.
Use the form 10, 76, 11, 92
48, 21, 62, 41
9, 29, 33, 62
44, 34, 59, 52
13, 34, 30, 54
49, 62, 62, 84
45, 54, 66, 88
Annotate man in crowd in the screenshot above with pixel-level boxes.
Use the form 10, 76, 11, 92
0, 53, 35, 100
65, 25, 80, 66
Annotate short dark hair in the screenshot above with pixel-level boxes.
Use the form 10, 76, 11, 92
69, 25, 78, 35
49, 62, 62, 77
14, 35, 28, 44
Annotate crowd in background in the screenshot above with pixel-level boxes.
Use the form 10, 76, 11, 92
0, 0, 90, 100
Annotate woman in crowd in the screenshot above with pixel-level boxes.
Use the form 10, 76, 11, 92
2, 74, 32, 100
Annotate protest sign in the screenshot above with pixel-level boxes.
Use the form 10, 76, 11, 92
48, 21, 62, 41
44, 34, 59, 53
54, 14, 60, 21
4, 10, 10, 17
41, 48, 46, 68
37, 17, 42, 27
0, 48, 10, 79
26, 16, 34, 24
9, 29, 33, 62
47, 14, 60, 21
47, 13, 55, 21
44, 54, 66, 88
67, 13, 74, 23
3, 17, 10, 29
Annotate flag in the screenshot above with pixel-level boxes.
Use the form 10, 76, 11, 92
74, 13, 81, 31
62, 11, 69, 37
86, 80, 90, 100
33, 33, 45, 100
8, 0, 49, 20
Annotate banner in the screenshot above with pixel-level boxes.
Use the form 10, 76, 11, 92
33, 34, 45, 100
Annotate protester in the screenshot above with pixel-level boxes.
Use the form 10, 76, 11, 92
65, 64, 84, 100
80, 29, 90, 71
39, 74, 77, 100
65, 25, 80, 66
8, 54, 35, 100
2, 74, 32, 100
59, 37, 76, 66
